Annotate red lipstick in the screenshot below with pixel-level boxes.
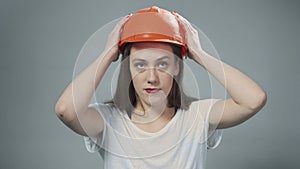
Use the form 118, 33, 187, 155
145, 88, 160, 94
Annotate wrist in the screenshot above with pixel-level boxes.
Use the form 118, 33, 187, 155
189, 49, 206, 66
103, 46, 119, 63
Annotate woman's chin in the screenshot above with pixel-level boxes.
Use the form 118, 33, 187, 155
147, 90, 167, 104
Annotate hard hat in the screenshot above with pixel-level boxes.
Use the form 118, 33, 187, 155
118, 6, 187, 57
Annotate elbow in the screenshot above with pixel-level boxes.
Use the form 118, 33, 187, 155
55, 101, 75, 123
55, 101, 67, 119
249, 90, 267, 112
55, 102, 67, 118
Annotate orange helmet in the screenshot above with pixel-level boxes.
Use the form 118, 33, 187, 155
118, 6, 187, 57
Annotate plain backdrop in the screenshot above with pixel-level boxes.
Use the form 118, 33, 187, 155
1, 0, 299, 169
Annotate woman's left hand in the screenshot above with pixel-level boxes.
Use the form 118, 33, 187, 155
173, 12, 205, 65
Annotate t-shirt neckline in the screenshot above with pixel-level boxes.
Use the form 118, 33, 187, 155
123, 108, 182, 137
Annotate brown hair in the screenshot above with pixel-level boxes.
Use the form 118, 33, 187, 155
107, 42, 196, 115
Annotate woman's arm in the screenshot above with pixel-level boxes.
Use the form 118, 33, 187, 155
176, 13, 267, 129
195, 52, 267, 129
55, 16, 129, 136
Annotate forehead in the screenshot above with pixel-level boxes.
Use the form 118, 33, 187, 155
130, 42, 174, 60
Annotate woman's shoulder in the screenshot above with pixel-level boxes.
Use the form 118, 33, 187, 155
186, 98, 221, 116
88, 102, 119, 118
189, 98, 220, 107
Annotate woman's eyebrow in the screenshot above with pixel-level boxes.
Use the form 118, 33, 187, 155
132, 58, 146, 62
132, 56, 170, 62
156, 56, 171, 61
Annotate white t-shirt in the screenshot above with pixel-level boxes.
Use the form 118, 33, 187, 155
84, 99, 222, 169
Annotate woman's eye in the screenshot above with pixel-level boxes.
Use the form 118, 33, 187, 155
135, 63, 145, 69
158, 62, 168, 68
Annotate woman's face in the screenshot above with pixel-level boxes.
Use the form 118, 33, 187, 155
129, 42, 179, 107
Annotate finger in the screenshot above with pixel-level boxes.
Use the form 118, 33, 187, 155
173, 12, 198, 35
106, 15, 131, 49
172, 11, 190, 27
115, 14, 132, 30
110, 14, 131, 37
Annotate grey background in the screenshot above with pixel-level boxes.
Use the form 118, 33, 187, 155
1, 0, 299, 169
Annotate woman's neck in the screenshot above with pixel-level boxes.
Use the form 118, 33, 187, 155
131, 100, 176, 124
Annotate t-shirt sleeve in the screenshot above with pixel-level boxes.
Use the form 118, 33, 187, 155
83, 103, 111, 153
207, 129, 222, 149
84, 136, 101, 153
205, 99, 223, 149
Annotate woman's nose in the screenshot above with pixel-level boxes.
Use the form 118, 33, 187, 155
146, 68, 159, 84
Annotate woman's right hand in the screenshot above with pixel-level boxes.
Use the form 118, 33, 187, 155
104, 14, 131, 62
55, 15, 131, 137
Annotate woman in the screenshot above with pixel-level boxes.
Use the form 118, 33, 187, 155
55, 6, 267, 169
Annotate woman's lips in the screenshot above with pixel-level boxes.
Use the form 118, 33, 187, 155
144, 88, 161, 94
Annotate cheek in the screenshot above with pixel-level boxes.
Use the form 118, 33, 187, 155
161, 74, 174, 89
130, 65, 139, 83
131, 74, 143, 90
164, 62, 179, 76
